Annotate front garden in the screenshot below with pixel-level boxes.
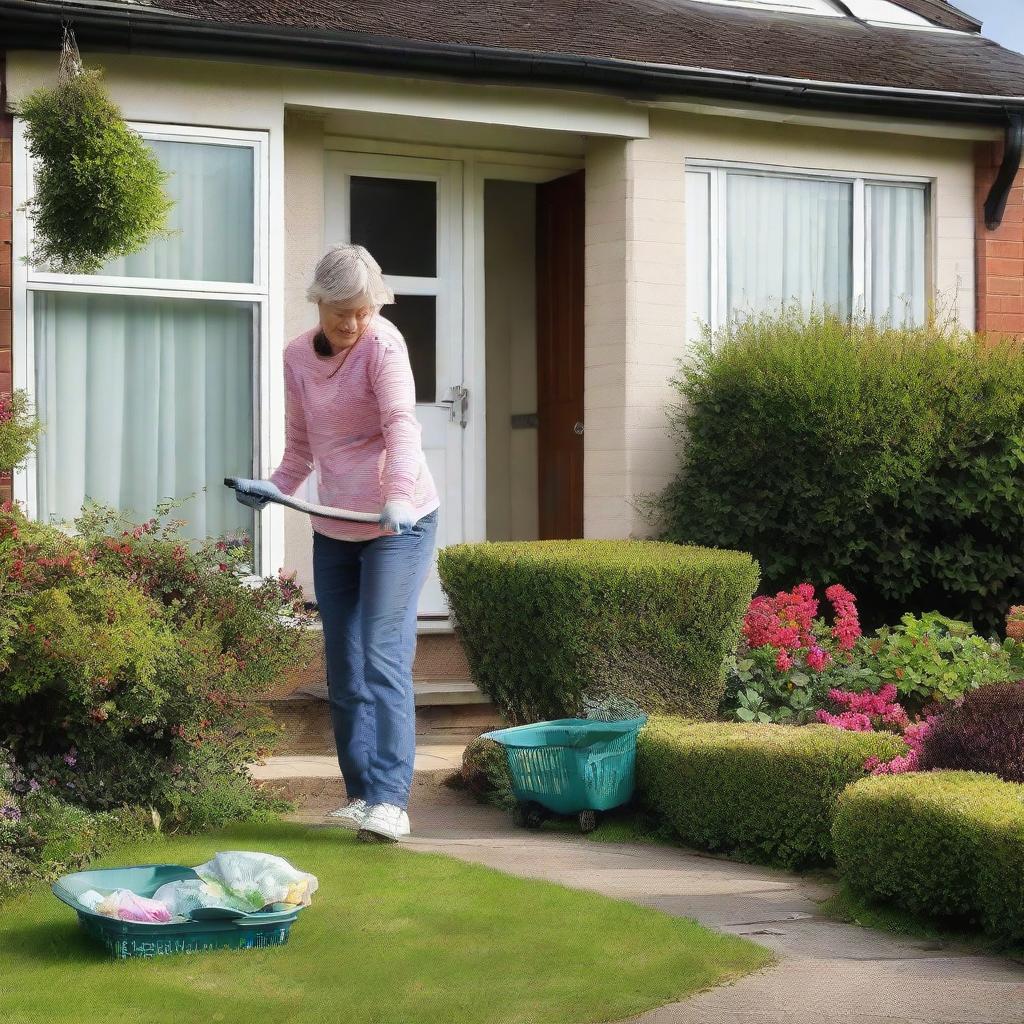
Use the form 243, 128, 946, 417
444, 313, 1024, 951
0, 819, 767, 1024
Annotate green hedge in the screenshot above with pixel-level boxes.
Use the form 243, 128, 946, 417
834, 771, 1024, 944
637, 718, 907, 870
438, 541, 759, 723
657, 312, 1024, 634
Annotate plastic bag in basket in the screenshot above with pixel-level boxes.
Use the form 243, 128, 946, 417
90, 889, 173, 924
192, 852, 319, 911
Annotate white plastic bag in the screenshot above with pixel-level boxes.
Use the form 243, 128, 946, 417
192, 852, 318, 911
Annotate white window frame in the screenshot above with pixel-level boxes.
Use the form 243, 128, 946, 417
12, 121, 272, 568
686, 159, 932, 336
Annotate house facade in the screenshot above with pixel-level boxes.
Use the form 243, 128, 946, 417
3, 0, 1024, 623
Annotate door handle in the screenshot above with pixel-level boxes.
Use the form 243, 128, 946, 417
442, 385, 469, 428
573, 421, 585, 435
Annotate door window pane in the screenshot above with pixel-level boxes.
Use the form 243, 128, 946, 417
98, 140, 256, 283
34, 291, 255, 541
727, 173, 853, 320
350, 177, 436, 277
384, 295, 436, 403
869, 184, 926, 327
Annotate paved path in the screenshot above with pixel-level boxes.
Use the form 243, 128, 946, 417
260, 759, 1024, 1024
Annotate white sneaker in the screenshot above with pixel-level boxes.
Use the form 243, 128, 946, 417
327, 798, 368, 826
357, 803, 411, 843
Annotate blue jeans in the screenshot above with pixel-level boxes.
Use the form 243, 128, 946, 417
312, 510, 438, 809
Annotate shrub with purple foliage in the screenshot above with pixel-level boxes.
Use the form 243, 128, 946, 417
918, 682, 1024, 783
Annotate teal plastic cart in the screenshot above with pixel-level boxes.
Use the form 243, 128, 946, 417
483, 715, 647, 833
52, 864, 306, 958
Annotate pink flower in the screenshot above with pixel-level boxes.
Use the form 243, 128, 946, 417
816, 709, 874, 731
806, 646, 832, 672
775, 650, 794, 671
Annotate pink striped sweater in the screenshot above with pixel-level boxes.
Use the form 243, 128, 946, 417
269, 317, 439, 541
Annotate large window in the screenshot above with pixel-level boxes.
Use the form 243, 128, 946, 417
686, 165, 929, 339
17, 125, 268, 547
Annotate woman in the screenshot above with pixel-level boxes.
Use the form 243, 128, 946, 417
236, 244, 439, 843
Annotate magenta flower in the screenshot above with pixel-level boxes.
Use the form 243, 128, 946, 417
806, 646, 831, 672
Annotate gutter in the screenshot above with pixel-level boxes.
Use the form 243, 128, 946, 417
3, 0, 1024, 126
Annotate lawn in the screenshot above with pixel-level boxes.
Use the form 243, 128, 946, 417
0, 820, 770, 1024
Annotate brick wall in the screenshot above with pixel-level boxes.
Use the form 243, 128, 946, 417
975, 140, 1024, 337
1, 53, 13, 504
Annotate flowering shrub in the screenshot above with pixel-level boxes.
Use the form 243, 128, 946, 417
724, 583, 864, 724
0, 748, 153, 900
918, 682, 1024, 783
814, 684, 939, 775
0, 391, 42, 472
0, 499, 314, 828
816, 684, 909, 733
862, 612, 1016, 709
1006, 606, 1024, 642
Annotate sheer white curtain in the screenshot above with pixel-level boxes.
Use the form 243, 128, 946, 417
101, 140, 255, 283
869, 184, 926, 327
33, 136, 258, 541
727, 173, 853, 320
35, 293, 254, 540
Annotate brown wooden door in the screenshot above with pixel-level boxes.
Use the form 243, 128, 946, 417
536, 170, 585, 540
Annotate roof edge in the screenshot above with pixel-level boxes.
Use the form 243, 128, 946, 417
2, 0, 1022, 124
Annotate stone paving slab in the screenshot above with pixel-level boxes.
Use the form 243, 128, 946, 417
249, 742, 466, 781
403, 785, 1024, 1024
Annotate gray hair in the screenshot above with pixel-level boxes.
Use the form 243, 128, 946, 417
306, 243, 394, 307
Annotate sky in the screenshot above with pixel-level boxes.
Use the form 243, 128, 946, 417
954, 0, 1024, 53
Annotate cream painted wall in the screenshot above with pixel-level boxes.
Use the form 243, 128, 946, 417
279, 113, 326, 597
583, 109, 978, 540
484, 181, 540, 542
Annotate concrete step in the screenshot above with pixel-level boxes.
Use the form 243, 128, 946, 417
269, 628, 483, 704
263, 695, 503, 756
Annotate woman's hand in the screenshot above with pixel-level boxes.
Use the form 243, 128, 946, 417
233, 478, 283, 510
380, 500, 416, 535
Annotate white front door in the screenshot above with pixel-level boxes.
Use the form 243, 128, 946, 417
324, 152, 464, 618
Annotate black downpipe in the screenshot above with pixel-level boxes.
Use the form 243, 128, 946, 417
984, 113, 1024, 230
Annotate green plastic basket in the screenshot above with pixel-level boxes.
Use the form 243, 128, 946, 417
52, 864, 304, 958
483, 716, 647, 816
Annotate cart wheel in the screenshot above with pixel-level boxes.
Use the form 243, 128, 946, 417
578, 809, 598, 834
513, 801, 548, 830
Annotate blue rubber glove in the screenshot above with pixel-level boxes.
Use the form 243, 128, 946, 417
380, 499, 416, 535
233, 478, 282, 511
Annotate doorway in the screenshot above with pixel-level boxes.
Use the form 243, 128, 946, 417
324, 151, 464, 618
483, 170, 585, 543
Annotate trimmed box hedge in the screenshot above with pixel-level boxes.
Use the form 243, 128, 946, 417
437, 541, 759, 723
637, 718, 907, 870
834, 771, 1024, 944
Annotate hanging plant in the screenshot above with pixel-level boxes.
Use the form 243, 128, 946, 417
0, 391, 42, 472
15, 29, 173, 274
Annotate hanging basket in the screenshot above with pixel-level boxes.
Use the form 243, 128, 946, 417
16, 29, 173, 274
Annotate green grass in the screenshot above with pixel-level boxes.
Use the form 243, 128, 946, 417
0, 820, 771, 1024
